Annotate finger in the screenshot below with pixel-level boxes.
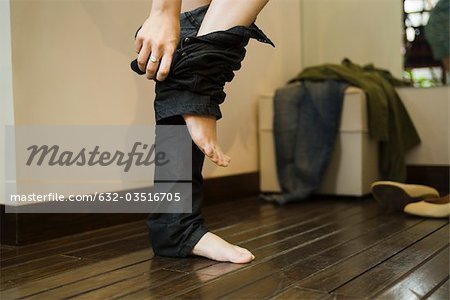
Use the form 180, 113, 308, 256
134, 26, 143, 53
145, 50, 161, 80
137, 43, 151, 72
156, 48, 175, 81
135, 37, 143, 54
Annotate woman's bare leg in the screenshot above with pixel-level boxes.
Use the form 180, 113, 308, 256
180, 0, 231, 168
197, 0, 269, 35
182, 0, 269, 169
184, 0, 270, 264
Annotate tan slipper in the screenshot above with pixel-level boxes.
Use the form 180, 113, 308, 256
371, 181, 440, 212
404, 195, 450, 218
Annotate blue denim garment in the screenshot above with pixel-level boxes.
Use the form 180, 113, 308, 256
262, 80, 349, 204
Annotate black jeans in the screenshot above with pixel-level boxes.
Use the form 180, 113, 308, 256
131, 4, 274, 121
141, 5, 274, 257
148, 115, 208, 258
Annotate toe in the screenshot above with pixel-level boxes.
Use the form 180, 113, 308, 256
216, 151, 230, 167
235, 245, 251, 254
223, 155, 231, 167
232, 246, 255, 263
218, 153, 227, 167
234, 252, 254, 264
202, 144, 214, 158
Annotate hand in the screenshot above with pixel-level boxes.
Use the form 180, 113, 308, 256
135, 11, 180, 81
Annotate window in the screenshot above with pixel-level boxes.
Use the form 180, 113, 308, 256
403, 0, 445, 87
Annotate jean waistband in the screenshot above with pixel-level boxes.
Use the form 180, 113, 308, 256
181, 4, 210, 28
181, 4, 275, 47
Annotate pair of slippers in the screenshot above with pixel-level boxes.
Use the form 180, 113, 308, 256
371, 181, 450, 218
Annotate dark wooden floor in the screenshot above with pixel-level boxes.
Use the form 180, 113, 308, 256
1, 196, 449, 299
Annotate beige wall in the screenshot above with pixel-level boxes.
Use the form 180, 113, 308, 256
205, 0, 302, 177
4, 0, 448, 205
400, 87, 450, 166
1, 0, 15, 205
299, 0, 449, 166
301, 0, 404, 77
11, 0, 153, 126
10, 0, 302, 181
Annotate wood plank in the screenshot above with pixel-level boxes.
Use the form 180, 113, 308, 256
215, 200, 365, 242
271, 289, 364, 300
232, 203, 378, 251
179, 219, 444, 299
166, 205, 358, 273
63, 199, 340, 261
112, 206, 387, 299
25, 257, 218, 300
207, 203, 304, 235
60, 264, 213, 300
324, 293, 369, 300
2, 197, 420, 300
62, 233, 150, 260
0, 198, 330, 296
0, 245, 17, 251
1, 230, 148, 267
1, 198, 339, 297
0, 219, 146, 260
0, 197, 355, 265
218, 216, 429, 299
147, 197, 270, 232
271, 287, 332, 300
0, 255, 93, 290
0, 249, 153, 299
1, 223, 147, 267
4, 196, 248, 261
426, 278, 449, 300
0, 197, 266, 268
206, 198, 355, 231
2, 232, 151, 290
32, 200, 366, 299
165, 205, 361, 274
0, 232, 149, 290
0, 245, 17, 257
28, 264, 180, 300
373, 247, 449, 299
204, 197, 265, 223
295, 222, 449, 293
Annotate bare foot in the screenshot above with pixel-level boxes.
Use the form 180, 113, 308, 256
191, 232, 255, 263
182, 114, 231, 167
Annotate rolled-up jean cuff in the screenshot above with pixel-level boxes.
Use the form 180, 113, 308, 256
179, 225, 209, 257
155, 90, 222, 121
